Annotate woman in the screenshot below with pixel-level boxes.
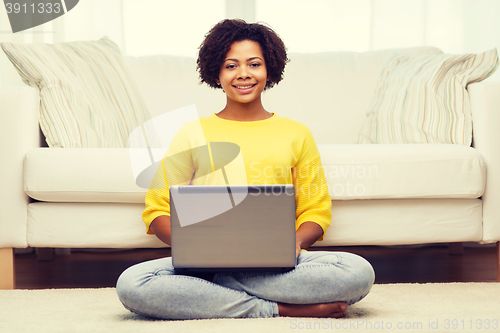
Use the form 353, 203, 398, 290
116, 19, 374, 320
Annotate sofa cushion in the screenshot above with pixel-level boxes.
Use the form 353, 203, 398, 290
24, 144, 485, 203
357, 49, 499, 145
24, 148, 147, 203
319, 144, 485, 200
1, 37, 152, 148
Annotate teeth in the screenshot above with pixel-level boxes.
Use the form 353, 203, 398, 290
236, 85, 253, 89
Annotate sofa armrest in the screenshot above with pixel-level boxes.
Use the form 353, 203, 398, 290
0, 86, 40, 248
469, 81, 500, 243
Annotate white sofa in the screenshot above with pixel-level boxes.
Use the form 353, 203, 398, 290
1, 46, 500, 289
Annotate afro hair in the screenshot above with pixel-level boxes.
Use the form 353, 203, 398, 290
197, 19, 289, 90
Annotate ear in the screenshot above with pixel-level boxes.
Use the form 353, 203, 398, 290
216, 78, 221, 85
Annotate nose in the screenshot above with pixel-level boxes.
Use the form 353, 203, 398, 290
237, 65, 251, 79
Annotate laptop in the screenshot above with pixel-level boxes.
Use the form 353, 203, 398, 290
170, 184, 297, 273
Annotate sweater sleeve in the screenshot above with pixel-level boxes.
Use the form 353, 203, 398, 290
142, 124, 196, 234
293, 128, 332, 241
142, 159, 171, 235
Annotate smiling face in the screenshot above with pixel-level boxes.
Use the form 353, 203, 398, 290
217, 40, 268, 107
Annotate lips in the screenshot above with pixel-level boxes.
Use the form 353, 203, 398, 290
233, 83, 257, 93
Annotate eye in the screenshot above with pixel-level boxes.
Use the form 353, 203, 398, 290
250, 62, 261, 67
225, 64, 237, 69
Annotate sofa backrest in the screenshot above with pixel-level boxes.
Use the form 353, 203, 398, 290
126, 46, 442, 145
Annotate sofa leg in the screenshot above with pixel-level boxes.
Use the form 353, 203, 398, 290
497, 242, 500, 282
0, 248, 15, 289
448, 242, 464, 255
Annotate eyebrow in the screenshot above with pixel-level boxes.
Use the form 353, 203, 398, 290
224, 57, 263, 63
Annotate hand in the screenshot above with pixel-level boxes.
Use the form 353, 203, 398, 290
295, 222, 324, 258
296, 240, 302, 258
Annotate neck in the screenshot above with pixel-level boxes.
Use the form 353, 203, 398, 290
218, 97, 271, 121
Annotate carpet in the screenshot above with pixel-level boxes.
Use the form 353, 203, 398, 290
1, 283, 499, 333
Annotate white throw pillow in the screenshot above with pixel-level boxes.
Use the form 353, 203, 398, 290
1, 37, 152, 148
357, 49, 499, 145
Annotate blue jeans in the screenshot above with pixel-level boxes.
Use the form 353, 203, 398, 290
116, 251, 375, 320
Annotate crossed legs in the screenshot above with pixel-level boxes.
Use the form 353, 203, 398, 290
116, 251, 375, 320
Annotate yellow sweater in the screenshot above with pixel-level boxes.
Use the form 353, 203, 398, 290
142, 113, 332, 240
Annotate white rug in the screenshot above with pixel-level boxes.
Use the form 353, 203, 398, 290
1, 283, 500, 333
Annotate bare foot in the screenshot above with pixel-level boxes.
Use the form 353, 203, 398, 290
278, 302, 348, 318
